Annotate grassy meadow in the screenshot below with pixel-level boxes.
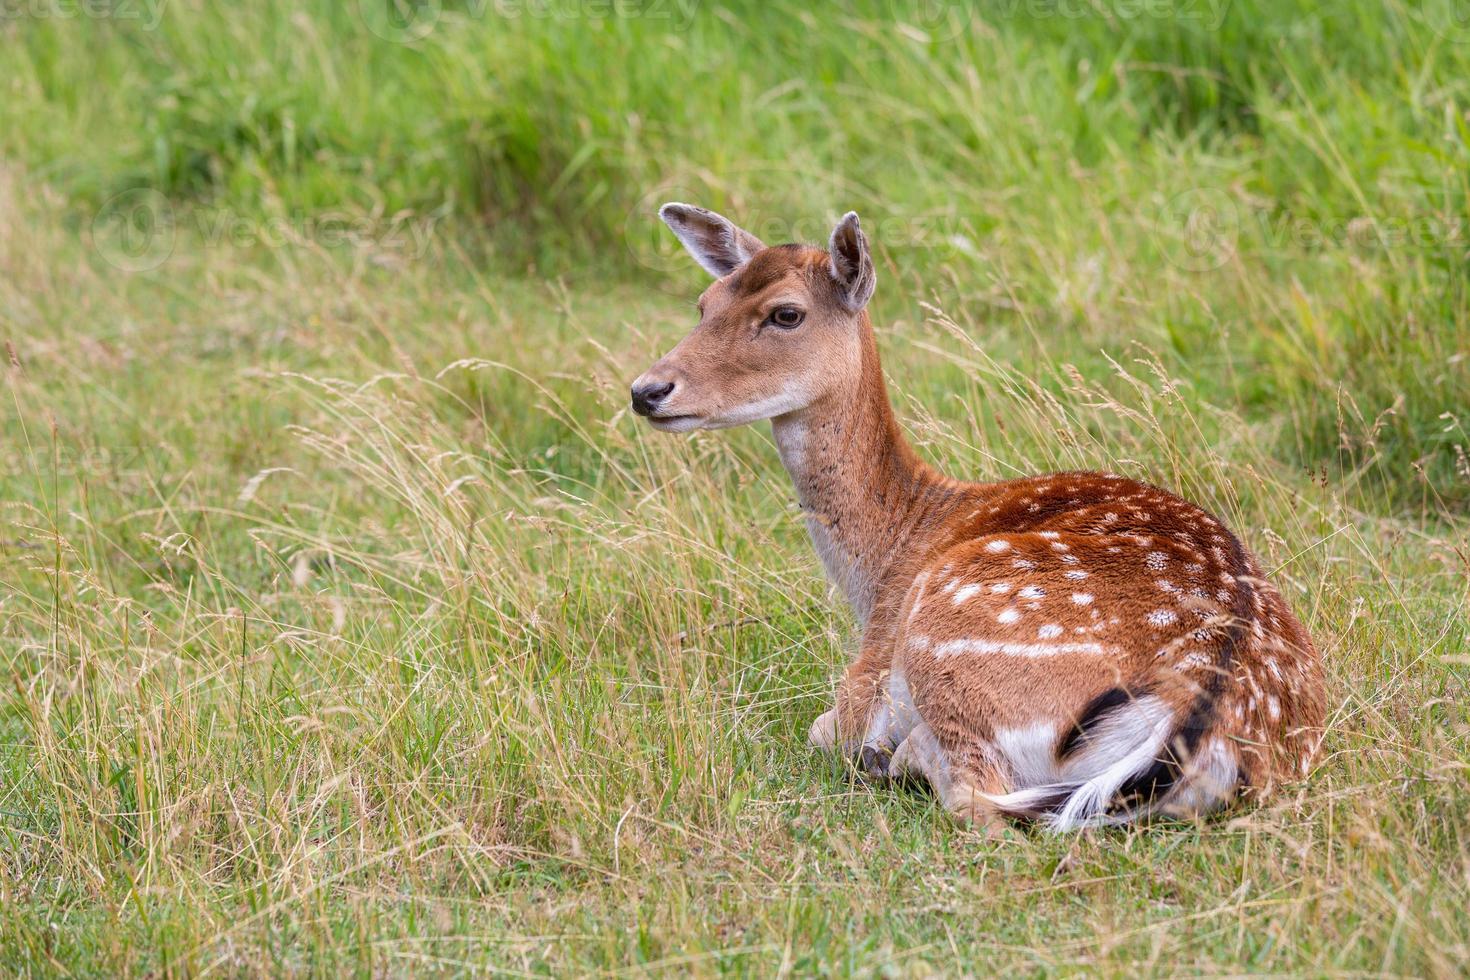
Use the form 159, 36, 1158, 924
1, 0, 1469, 974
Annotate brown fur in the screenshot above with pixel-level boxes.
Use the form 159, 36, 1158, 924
634, 205, 1326, 831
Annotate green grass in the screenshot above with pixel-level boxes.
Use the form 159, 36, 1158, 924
1, 1, 1468, 974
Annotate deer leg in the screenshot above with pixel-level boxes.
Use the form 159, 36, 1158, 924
808, 699, 904, 780
809, 640, 891, 759
890, 723, 1009, 836
807, 708, 839, 750
857, 663, 921, 779
812, 653, 918, 781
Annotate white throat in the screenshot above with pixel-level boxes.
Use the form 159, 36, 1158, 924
771, 414, 877, 623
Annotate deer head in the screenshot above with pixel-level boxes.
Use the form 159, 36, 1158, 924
630, 203, 877, 431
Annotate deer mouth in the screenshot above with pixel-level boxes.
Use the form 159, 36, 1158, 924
647, 413, 703, 432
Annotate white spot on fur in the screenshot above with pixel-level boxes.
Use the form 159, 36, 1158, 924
1039, 531, 1059, 540
1071, 593, 1094, 606
1012, 558, 1037, 570
989, 582, 1013, 594
1147, 609, 1177, 627
1145, 551, 1168, 570
1178, 649, 1212, 669
986, 539, 1011, 553
924, 636, 1108, 658
998, 608, 1021, 624
1065, 569, 1089, 580
1038, 624, 1063, 639
1018, 585, 1045, 600
952, 584, 981, 604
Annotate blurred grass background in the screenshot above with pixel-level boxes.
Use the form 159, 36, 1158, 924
0, 0, 1467, 975
7, 0, 1469, 508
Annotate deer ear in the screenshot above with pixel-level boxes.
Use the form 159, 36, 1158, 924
828, 211, 876, 311
658, 203, 766, 278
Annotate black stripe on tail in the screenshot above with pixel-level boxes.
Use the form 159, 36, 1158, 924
1052, 530, 1254, 818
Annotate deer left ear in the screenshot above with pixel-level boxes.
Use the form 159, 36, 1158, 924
828, 211, 876, 311
659, 202, 766, 278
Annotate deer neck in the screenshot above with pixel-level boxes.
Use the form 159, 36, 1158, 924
770, 321, 953, 626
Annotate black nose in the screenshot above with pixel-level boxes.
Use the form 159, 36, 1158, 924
631, 381, 675, 417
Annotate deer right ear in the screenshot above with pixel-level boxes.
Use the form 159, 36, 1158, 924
828, 211, 876, 311
658, 203, 766, 278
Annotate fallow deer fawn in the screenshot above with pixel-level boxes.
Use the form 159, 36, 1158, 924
631, 204, 1325, 832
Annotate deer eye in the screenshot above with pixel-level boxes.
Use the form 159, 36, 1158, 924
768, 307, 805, 329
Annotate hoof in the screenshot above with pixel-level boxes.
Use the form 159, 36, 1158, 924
808, 708, 838, 750
859, 744, 893, 779
887, 735, 924, 788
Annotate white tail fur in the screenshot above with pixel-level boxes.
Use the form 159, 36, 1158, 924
982, 696, 1179, 830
